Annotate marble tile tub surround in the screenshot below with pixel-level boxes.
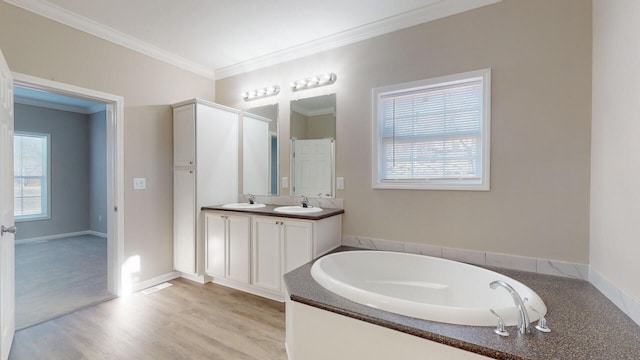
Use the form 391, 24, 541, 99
342, 235, 640, 328
237, 194, 344, 209
342, 235, 589, 279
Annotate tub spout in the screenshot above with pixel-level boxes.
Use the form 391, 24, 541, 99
490, 280, 531, 334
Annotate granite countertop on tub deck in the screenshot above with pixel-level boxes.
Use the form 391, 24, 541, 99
201, 204, 344, 220
284, 247, 640, 360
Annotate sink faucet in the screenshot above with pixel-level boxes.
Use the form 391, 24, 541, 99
489, 280, 531, 335
301, 196, 310, 208
247, 194, 256, 204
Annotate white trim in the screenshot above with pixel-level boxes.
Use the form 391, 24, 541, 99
14, 230, 99, 245
216, 0, 502, 79
87, 230, 107, 238
179, 272, 210, 285
1, 0, 500, 80
589, 268, 640, 327
13, 72, 126, 297
3, 0, 215, 79
371, 68, 491, 191
131, 271, 181, 294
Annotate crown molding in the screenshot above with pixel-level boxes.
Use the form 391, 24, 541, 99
215, 0, 501, 79
4, 0, 216, 79
5, 0, 500, 81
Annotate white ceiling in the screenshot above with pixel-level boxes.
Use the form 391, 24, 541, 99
5, 0, 500, 79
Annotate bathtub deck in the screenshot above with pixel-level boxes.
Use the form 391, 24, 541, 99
284, 247, 640, 360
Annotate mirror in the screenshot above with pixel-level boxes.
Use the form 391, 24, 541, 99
290, 94, 336, 198
243, 104, 279, 195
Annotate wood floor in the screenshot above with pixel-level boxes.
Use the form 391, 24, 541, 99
9, 278, 287, 360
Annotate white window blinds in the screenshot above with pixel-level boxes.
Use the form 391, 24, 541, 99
373, 69, 490, 190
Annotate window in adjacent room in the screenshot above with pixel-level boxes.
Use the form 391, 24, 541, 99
372, 68, 491, 191
14, 132, 50, 221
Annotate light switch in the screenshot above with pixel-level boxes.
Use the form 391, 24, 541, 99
282, 177, 289, 188
133, 178, 146, 190
336, 177, 344, 190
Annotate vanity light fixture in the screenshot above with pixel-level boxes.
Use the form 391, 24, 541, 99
242, 85, 280, 101
290, 73, 337, 92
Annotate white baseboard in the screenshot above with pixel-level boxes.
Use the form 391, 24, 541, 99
132, 271, 181, 293
15, 230, 104, 245
87, 230, 107, 238
589, 268, 640, 327
179, 272, 211, 284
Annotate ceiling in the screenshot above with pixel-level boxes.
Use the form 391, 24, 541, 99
5, 0, 500, 79
14, 85, 106, 114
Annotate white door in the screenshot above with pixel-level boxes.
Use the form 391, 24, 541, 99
226, 215, 250, 284
173, 168, 196, 274
205, 212, 226, 278
292, 139, 333, 197
252, 216, 282, 292
0, 49, 15, 360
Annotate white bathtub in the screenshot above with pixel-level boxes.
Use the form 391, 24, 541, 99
310, 251, 547, 326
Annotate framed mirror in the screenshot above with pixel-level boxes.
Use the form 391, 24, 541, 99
290, 94, 336, 198
243, 104, 279, 195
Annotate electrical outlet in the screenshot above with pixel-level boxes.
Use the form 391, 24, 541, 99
133, 178, 146, 190
336, 177, 344, 190
282, 177, 289, 188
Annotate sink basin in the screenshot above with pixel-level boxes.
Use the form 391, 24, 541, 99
222, 203, 266, 209
273, 206, 323, 214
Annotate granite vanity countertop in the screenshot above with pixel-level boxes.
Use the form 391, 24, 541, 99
284, 247, 640, 360
201, 204, 344, 220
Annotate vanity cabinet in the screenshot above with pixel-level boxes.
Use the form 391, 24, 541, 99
205, 212, 251, 284
172, 99, 240, 280
252, 217, 313, 294
204, 210, 342, 301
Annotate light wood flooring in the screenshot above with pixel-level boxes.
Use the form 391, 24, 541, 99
9, 278, 287, 360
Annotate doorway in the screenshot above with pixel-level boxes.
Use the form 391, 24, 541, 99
12, 73, 125, 326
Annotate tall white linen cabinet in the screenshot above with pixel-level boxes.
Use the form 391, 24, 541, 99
172, 99, 240, 280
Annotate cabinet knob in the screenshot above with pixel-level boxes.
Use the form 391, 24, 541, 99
189, 161, 193, 165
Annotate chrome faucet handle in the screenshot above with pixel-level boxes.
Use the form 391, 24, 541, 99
301, 196, 310, 208
529, 306, 551, 333
247, 193, 256, 204
489, 309, 509, 337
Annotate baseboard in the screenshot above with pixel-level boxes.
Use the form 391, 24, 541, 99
132, 271, 181, 293
87, 230, 107, 238
589, 267, 640, 327
179, 272, 211, 284
15, 230, 104, 245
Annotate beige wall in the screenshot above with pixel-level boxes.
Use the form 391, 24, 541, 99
217, 0, 592, 263
591, 0, 640, 300
0, 3, 215, 283
307, 114, 336, 140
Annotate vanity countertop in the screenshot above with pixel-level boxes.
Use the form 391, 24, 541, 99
201, 204, 344, 220
284, 247, 640, 360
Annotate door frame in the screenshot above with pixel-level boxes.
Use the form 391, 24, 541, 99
13, 72, 125, 296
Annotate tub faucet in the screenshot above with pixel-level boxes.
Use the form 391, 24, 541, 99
301, 196, 310, 208
490, 280, 531, 335
247, 194, 256, 204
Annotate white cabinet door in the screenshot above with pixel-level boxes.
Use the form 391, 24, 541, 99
205, 213, 226, 278
173, 104, 196, 167
252, 217, 282, 292
226, 215, 251, 284
173, 169, 196, 274
282, 219, 313, 275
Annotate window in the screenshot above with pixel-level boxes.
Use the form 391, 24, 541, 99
372, 69, 491, 191
14, 132, 50, 221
